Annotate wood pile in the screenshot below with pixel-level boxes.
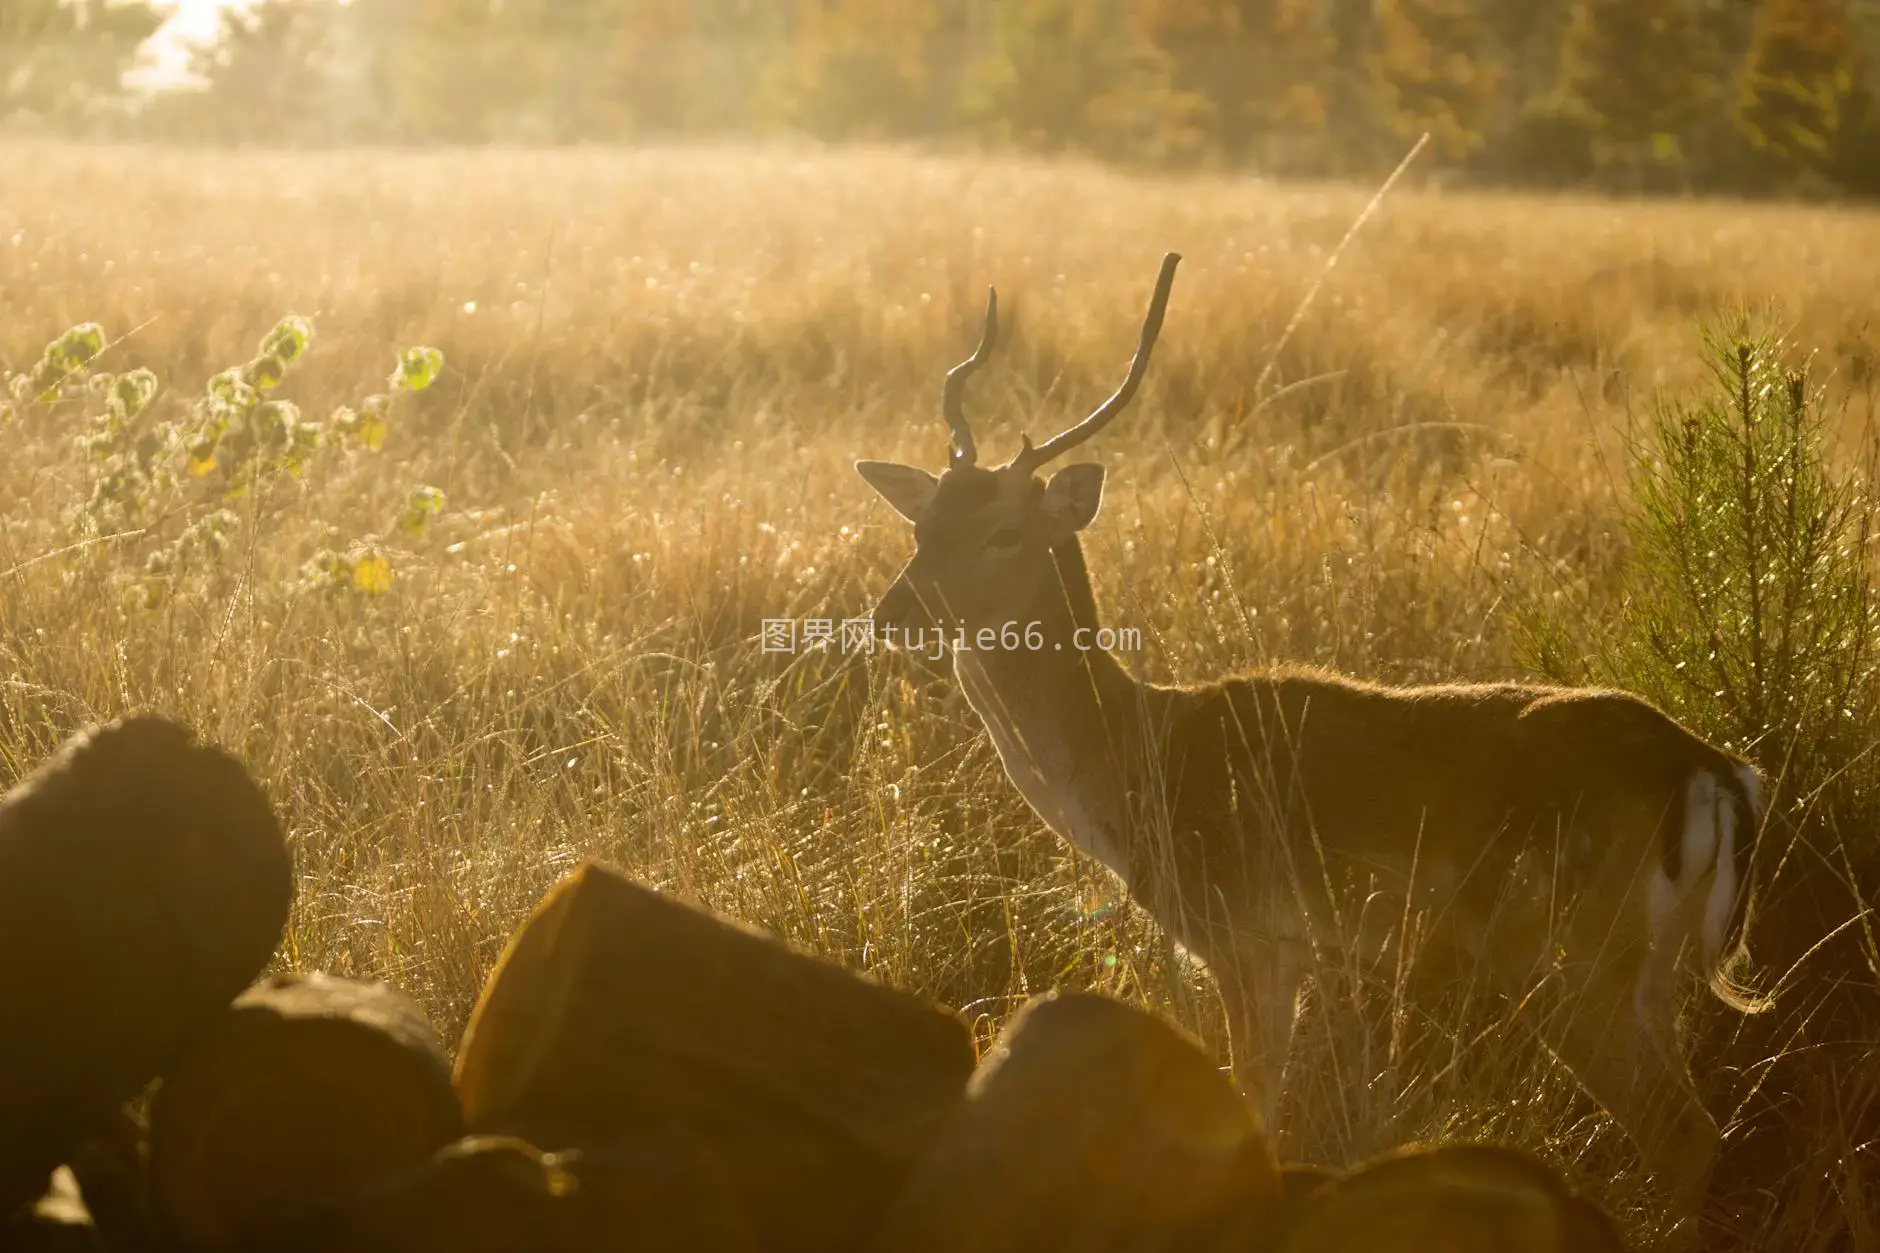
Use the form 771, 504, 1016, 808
0, 717, 1632, 1252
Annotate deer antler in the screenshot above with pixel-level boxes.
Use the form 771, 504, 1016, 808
1011, 252, 1180, 477
941, 286, 999, 469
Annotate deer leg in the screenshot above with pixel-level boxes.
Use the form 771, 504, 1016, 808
1217, 944, 1309, 1147
1630, 937, 1722, 1225
1536, 956, 1719, 1228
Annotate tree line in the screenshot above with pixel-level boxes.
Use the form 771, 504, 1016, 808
5, 0, 1879, 196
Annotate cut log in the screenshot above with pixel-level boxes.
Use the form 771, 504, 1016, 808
0, 716, 291, 1216
867, 990, 1279, 1253
0, 1169, 103, 1253
148, 973, 460, 1250
279, 1133, 758, 1253
278, 1137, 576, 1253
1272, 1143, 1631, 1252
454, 861, 976, 1250
1201, 1162, 1346, 1252
560, 1133, 760, 1253
1278, 1163, 1343, 1204
62, 1106, 161, 1252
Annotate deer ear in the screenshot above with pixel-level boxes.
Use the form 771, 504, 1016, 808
1043, 463, 1105, 532
855, 460, 940, 523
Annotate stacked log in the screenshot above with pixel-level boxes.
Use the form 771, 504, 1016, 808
147, 973, 461, 1248
277, 1133, 759, 1253
1267, 1143, 1632, 1252
285, 1136, 584, 1253
8, 1169, 102, 1253
0, 717, 291, 1216
452, 862, 978, 1249
868, 990, 1277, 1252
0, 716, 1636, 1253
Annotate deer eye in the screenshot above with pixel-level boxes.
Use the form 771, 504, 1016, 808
985, 527, 1024, 553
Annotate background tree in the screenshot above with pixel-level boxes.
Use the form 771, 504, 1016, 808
50, 0, 1879, 199
1558, 0, 1710, 181
478, 0, 639, 142
613, 0, 778, 136
0, 0, 161, 130
1369, 0, 1504, 158
327, 0, 496, 142
1735, 0, 1868, 175
1132, 0, 1288, 159
147, 0, 349, 143
1475, 0, 1569, 122
1316, 0, 1390, 173
763, 0, 939, 139
961, 0, 1178, 158
352, 0, 773, 141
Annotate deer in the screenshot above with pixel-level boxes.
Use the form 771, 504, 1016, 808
854, 253, 1767, 1226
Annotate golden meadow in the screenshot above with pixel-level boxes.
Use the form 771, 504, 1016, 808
4, 140, 1879, 1244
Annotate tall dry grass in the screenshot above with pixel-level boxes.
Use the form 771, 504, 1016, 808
4, 140, 1880, 1248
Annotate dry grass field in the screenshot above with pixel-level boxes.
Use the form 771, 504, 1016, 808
3, 140, 1879, 1248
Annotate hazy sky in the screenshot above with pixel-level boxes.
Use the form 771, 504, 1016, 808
134, 0, 237, 88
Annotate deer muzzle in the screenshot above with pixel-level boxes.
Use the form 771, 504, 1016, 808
872, 575, 921, 632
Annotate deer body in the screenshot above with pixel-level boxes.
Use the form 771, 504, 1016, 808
857, 254, 1764, 1222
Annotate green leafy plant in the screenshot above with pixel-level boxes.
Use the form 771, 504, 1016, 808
298, 485, 450, 599
1534, 321, 1880, 792
0, 316, 449, 608
1517, 315, 1880, 1016
3, 322, 108, 417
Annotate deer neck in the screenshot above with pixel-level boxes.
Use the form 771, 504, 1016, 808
950, 538, 1146, 884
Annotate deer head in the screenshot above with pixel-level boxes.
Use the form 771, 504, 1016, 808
857, 253, 1180, 635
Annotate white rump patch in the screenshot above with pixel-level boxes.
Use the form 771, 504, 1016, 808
1647, 768, 1737, 966
1701, 772, 1744, 965
1734, 763, 1763, 825
1681, 770, 1720, 888
1647, 865, 1680, 948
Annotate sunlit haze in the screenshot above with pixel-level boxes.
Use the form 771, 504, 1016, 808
130, 0, 236, 89
2, 5, 1877, 1247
